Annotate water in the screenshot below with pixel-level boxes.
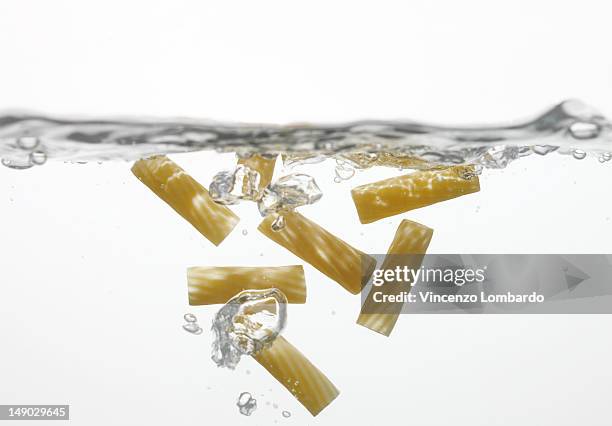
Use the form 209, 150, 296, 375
211, 289, 288, 370
1, 100, 611, 171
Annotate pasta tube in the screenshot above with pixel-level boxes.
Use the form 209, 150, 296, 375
187, 265, 306, 305
351, 166, 480, 224
132, 156, 239, 246
258, 211, 377, 294
253, 336, 339, 416
238, 154, 277, 190
357, 219, 433, 336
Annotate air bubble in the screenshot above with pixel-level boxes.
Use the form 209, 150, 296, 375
598, 152, 611, 163
1, 157, 33, 170
17, 136, 40, 150
237, 392, 257, 416
569, 121, 600, 139
271, 215, 286, 232
182, 323, 203, 334
29, 151, 47, 166
184, 313, 197, 323
282, 411, 291, 418
572, 149, 587, 160
532, 145, 558, 156
242, 229, 248, 236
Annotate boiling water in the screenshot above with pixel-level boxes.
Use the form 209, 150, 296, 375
1, 100, 611, 171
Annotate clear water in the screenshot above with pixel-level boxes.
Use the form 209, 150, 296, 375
1, 100, 611, 171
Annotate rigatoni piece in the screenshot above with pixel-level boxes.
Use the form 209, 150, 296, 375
187, 265, 306, 305
258, 211, 376, 294
238, 154, 277, 190
351, 166, 480, 224
253, 336, 339, 416
357, 219, 433, 336
132, 155, 239, 246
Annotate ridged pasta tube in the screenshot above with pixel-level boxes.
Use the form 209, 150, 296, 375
132, 156, 239, 246
187, 266, 306, 305
351, 166, 480, 224
258, 211, 376, 294
357, 219, 433, 336
253, 336, 339, 416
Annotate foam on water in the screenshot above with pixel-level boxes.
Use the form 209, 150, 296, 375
1, 100, 611, 170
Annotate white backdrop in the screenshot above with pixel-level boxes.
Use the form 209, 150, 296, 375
1, 1, 611, 425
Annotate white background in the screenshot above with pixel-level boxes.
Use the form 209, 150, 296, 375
1, 1, 612, 425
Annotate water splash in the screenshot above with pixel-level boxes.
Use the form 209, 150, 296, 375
2, 100, 612, 169
211, 288, 287, 370
209, 165, 261, 205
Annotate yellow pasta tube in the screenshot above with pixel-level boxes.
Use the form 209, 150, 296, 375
253, 336, 339, 416
187, 265, 306, 305
357, 219, 433, 336
351, 166, 480, 224
237, 154, 277, 190
258, 211, 377, 294
132, 155, 239, 246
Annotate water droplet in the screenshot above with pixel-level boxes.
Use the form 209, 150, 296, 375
237, 392, 257, 416
282, 411, 291, 418
271, 215, 286, 232
569, 121, 600, 139
2, 156, 34, 169
572, 149, 587, 160
182, 323, 202, 334
242, 229, 248, 236
29, 151, 47, 166
17, 136, 40, 150
184, 313, 197, 323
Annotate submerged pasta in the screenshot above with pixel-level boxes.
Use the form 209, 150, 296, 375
253, 336, 339, 416
258, 211, 376, 294
188, 265, 306, 305
357, 219, 433, 336
351, 166, 480, 224
132, 156, 239, 245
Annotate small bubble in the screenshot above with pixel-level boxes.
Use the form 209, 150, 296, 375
572, 149, 587, 160
282, 411, 291, 418
333, 177, 341, 183
271, 215, 285, 232
246, 369, 251, 375
17, 136, 40, 150
182, 323, 202, 334
273, 403, 278, 409
598, 152, 611, 163
569, 121, 600, 139
1, 157, 33, 170
331, 310, 336, 315
184, 313, 197, 323
242, 229, 248, 236
30, 151, 47, 166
